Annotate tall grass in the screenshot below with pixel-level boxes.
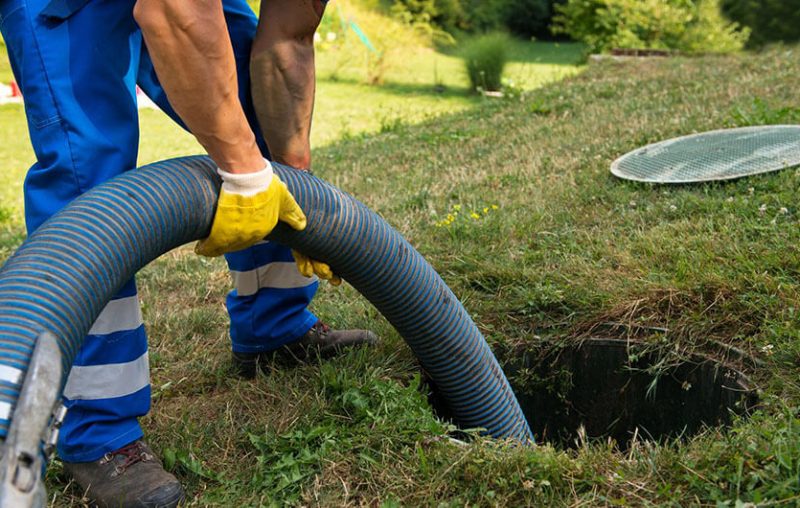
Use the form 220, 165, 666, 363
461, 32, 511, 92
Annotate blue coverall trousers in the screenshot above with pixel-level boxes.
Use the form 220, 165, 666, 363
0, 0, 320, 462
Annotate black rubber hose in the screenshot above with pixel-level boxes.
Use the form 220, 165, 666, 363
0, 156, 533, 443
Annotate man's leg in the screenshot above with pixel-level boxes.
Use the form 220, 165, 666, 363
137, 0, 374, 376
138, 0, 319, 355
0, 0, 182, 505
213, 1, 324, 368
221, 0, 376, 371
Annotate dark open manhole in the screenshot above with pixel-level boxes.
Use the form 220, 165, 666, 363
427, 339, 759, 448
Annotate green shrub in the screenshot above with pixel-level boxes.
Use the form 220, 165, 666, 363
721, 0, 800, 47
504, 0, 561, 38
462, 0, 510, 32
389, 0, 468, 33
432, 0, 469, 33
552, 0, 750, 54
461, 32, 511, 92
390, 0, 438, 25
389, 0, 565, 38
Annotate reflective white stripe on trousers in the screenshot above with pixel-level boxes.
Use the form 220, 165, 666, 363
62, 352, 150, 400
88, 295, 143, 335
63, 295, 149, 401
231, 261, 317, 297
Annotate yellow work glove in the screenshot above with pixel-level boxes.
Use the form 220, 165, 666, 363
196, 159, 307, 257
292, 250, 342, 286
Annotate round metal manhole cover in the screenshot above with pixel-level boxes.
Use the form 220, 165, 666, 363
611, 125, 800, 183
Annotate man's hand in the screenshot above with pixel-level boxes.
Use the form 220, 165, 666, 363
292, 251, 341, 285
248, 0, 340, 282
196, 160, 306, 257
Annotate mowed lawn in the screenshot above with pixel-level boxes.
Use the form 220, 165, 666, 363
0, 34, 584, 218
2, 25, 800, 508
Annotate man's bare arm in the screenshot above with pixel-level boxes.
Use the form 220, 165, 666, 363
250, 0, 325, 170
134, 0, 264, 174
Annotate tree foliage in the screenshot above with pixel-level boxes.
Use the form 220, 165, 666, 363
552, 0, 750, 54
721, 0, 800, 47
390, 0, 566, 38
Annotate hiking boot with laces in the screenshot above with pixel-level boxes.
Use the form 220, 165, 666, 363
63, 440, 185, 508
232, 320, 378, 378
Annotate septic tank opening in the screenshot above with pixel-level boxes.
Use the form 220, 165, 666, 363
426, 339, 759, 449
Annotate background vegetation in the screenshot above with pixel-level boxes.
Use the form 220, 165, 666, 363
721, 0, 800, 48
389, 0, 800, 53
391, 0, 567, 38
552, 0, 750, 54
0, 0, 798, 505
461, 32, 512, 92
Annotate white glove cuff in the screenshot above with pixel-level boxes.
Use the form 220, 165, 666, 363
218, 159, 274, 196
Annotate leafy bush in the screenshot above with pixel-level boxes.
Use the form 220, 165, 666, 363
391, 0, 506, 33
461, 32, 511, 92
390, 0, 467, 33
431, 0, 469, 33
721, 0, 800, 47
390, 0, 565, 38
552, 0, 750, 54
389, 0, 438, 25
504, 0, 563, 38
459, 0, 510, 32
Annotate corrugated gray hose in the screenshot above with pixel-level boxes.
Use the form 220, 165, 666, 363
0, 156, 533, 448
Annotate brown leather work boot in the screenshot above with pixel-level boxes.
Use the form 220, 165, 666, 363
63, 440, 185, 508
232, 320, 378, 378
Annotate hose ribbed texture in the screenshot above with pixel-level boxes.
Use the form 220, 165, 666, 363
0, 155, 533, 443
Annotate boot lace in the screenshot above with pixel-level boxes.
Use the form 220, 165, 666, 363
312, 321, 331, 337
101, 441, 153, 477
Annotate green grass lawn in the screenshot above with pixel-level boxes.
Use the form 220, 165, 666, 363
4, 17, 800, 508
0, 33, 584, 212
312, 38, 584, 147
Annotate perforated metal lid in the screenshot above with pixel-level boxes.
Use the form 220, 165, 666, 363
611, 125, 800, 183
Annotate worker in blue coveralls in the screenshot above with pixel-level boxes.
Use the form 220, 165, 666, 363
0, 0, 377, 505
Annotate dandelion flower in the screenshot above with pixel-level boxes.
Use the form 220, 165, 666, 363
470, 212, 480, 220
